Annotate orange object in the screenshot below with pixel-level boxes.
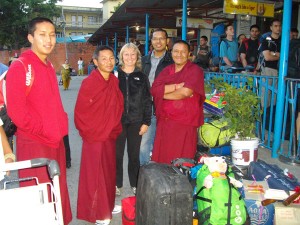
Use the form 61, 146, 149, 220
193, 218, 198, 225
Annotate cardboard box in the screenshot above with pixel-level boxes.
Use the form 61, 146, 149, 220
242, 180, 274, 225
274, 203, 300, 225
245, 199, 274, 225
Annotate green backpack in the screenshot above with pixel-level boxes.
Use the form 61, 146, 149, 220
195, 165, 247, 225
198, 119, 234, 147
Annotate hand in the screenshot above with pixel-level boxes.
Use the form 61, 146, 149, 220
5, 158, 13, 176
175, 82, 185, 90
139, 124, 149, 135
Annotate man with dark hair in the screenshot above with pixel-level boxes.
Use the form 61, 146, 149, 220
151, 40, 205, 163
193, 35, 212, 70
219, 24, 239, 72
260, 19, 281, 76
140, 28, 173, 166
239, 24, 260, 71
6, 17, 72, 224
290, 27, 299, 40
75, 45, 124, 225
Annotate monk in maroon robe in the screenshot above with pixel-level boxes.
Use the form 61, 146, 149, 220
75, 46, 123, 224
151, 40, 205, 164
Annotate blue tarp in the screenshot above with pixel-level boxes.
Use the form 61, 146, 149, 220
56, 34, 92, 43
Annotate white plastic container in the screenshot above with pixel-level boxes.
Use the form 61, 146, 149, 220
231, 138, 259, 166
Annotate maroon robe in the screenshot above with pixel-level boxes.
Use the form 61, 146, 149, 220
151, 61, 205, 163
75, 69, 123, 222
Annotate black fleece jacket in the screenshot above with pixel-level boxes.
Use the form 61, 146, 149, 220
117, 68, 152, 126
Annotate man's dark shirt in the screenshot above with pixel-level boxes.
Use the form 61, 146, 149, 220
260, 36, 281, 69
239, 38, 260, 66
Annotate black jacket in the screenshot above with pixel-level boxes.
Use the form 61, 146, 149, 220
117, 68, 152, 126
141, 51, 173, 79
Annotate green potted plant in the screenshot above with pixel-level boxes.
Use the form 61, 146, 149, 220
210, 77, 261, 167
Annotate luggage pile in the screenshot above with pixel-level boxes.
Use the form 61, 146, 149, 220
122, 153, 300, 225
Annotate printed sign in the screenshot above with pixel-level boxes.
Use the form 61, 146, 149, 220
223, 0, 275, 18
176, 17, 213, 29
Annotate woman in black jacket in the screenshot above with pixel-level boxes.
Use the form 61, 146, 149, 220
116, 43, 152, 195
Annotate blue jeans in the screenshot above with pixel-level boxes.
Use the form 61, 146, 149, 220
139, 115, 156, 165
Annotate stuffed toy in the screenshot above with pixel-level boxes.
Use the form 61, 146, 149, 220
196, 156, 247, 225
201, 156, 243, 189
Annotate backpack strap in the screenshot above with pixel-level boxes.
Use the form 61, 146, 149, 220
225, 176, 233, 225
194, 186, 212, 203
15, 57, 35, 96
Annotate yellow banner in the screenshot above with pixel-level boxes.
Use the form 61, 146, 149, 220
224, 0, 274, 18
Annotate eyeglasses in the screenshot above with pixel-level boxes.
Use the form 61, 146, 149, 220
152, 37, 167, 42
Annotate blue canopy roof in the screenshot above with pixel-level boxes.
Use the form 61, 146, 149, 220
56, 34, 92, 43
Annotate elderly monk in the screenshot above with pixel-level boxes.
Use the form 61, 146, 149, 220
151, 40, 205, 164
75, 46, 124, 225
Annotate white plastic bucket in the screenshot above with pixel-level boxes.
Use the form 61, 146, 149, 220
231, 138, 259, 166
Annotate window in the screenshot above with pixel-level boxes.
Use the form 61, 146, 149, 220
88, 16, 96, 25
78, 16, 83, 27
71, 16, 76, 26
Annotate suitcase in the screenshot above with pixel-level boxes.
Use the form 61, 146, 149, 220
136, 162, 193, 225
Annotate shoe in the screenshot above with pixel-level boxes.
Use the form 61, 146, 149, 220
112, 205, 122, 214
95, 219, 111, 225
66, 161, 71, 169
116, 186, 121, 196
131, 187, 137, 195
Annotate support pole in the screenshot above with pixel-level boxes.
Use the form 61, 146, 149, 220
145, 13, 149, 55
126, 26, 129, 43
273, 0, 292, 158
182, 0, 187, 40
114, 32, 118, 58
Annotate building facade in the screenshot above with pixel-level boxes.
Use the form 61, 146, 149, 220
54, 6, 103, 38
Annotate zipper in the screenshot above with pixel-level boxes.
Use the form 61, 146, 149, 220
126, 75, 129, 115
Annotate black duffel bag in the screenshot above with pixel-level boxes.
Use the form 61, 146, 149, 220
0, 105, 17, 137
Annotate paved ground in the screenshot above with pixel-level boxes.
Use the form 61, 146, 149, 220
60, 75, 300, 225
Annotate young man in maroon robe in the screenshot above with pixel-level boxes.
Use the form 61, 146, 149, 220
6, 17, 72, 224
151, 40, 205, 164
75, 46, 124, 225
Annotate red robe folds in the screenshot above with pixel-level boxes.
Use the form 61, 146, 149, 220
151, 61, 205, 163
75, 69, 123, 223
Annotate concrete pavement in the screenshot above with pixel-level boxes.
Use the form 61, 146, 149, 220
60, 76, 133, 225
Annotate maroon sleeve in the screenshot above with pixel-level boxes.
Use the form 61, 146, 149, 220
150, 65, 172, 116
183, 62, 205, 102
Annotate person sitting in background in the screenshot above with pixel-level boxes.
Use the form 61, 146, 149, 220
192, 36, 212, 71
61, 59, 71, 90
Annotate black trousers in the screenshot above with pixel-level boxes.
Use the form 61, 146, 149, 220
63, 135, 71, 163
116, 122, 141, 188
